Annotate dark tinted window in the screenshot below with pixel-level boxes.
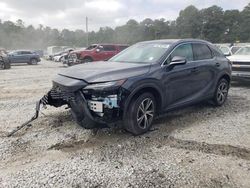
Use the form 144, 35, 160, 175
119, 45, 129, 51
21, 51, 32, 55
193, 43, 213, 60
86, 45, 97, 50
170, 43, 193, 61
103, 45, 116, 51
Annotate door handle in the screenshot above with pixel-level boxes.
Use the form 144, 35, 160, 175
215, 62, 220, 67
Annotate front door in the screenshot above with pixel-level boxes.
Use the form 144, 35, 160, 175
162, 43, 200, 109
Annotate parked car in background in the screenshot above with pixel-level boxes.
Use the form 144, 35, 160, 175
8, 50, 41, 65
227, 46, 250, 81
67, 44, 129, 66
0, 49, 11, 69
219, 46, 232, 56
53, 53, 67, 62
32, 50, 44, 57
230, 46, 243, 54
45, 46, 63, 60
63, 48, 85, 66
52, 48, 74, 62
44, 39, 231, 135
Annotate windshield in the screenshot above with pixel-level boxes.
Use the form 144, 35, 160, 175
109, 43, 171, 63
235, 47, 250, 55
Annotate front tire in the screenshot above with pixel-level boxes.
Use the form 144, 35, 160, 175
213, 78, 229, 106
124, 93, 156, 135
0, 60, 11, 69
4, 61, 11, 69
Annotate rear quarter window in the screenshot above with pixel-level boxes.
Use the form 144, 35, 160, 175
193, 43, 213, 60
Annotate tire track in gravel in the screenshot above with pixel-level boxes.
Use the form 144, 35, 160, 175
162, 135, 250, 161
47, 134, 250, 161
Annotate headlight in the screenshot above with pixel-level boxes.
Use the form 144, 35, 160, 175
84, 79, 126, 90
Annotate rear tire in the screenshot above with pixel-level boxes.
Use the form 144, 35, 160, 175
29, 58, 38, 65
213, 78, 229, 106
124, 93, 156, 135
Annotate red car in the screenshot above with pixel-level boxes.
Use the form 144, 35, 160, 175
67, 44, 129, 66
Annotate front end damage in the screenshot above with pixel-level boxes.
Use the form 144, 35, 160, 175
49, 78, 129, 126
7, 75, 129, 136
7, 72, 130, 137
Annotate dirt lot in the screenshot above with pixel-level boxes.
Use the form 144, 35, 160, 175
0, 60, 250, 188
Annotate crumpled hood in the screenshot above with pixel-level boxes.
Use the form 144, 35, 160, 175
227, 55, 250, 62
58, 61, 151, 83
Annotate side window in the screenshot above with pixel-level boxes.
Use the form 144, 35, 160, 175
167, 43, 193, 64
119, 46, 129, 51
11, 52, 19, 55
103, 45, 116, 51
193, 43, 213, 61
21, 51, 32, 55
97, 45, 104, 51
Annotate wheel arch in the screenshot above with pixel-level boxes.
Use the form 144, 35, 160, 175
217, 73, 231, 88
30, 57, 38, 62
219, 74, 231, 84
82, 56, 93, 61
123, 84, 163, 118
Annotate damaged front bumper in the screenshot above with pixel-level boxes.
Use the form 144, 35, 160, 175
45, 76, 129, 126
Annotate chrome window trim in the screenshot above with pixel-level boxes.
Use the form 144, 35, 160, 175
161, 41, 214, 67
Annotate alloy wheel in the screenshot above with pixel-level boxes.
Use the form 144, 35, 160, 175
136, 98, 154, 129
31, 59, 37, 64
217, 82, 228, 104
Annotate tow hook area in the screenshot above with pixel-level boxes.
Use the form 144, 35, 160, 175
87, 95, 119, 116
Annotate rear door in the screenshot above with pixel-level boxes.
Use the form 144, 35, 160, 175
20, 51, 32, 62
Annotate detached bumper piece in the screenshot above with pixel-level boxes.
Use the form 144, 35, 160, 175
7, 93, 49, 137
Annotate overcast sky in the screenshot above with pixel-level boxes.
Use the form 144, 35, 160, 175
0, 0, 249, 31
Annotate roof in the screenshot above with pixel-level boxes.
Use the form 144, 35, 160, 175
140, 38, 212, 45
90, 43, 129, 46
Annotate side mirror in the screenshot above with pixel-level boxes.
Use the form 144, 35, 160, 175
169, 56, 187, 66
96, 49, 101, 53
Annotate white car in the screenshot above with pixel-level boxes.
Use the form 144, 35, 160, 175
53, 53, 68, 62
227, 46, 250, 81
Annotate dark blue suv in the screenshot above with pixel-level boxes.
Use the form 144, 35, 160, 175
8, 50, 41, 65
42, 39, 232, 135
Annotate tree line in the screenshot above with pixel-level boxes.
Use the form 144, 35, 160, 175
0, 3, 250, 50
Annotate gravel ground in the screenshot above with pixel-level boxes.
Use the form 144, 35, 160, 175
0, 60, 250, 188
